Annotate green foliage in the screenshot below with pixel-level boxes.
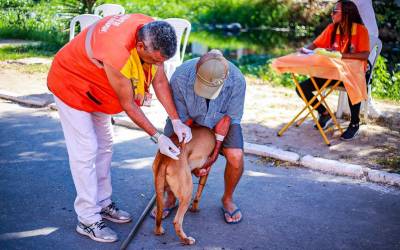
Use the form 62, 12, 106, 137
236, 57, 306, 87
373, 0, 400, 40
114, 0, 209, 21
112, 0, 320, 30
196, 0, 291, 28
376, 155, 400, 173
372, 56, 400, 101
0, 0, 69, 47
0, 0, 398, 101
54, 0, 101, 15
0, 44, 57, 61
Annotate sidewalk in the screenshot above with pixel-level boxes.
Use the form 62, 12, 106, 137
0, 58, 399, 187
2, 100, 399, 249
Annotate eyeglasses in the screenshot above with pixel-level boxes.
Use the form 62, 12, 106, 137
332, 9, 341, 14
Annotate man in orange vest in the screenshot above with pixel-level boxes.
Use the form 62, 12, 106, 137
47, 14, 192, 243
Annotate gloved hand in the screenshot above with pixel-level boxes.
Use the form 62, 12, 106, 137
158, 134, 180, 160
171, 119, 192, 143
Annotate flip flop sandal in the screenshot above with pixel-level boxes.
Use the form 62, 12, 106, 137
150, 204, 178, 220
221, 207, 243, 224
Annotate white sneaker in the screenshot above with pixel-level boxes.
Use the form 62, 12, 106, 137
101, 202, 132, 223
76, 219, 118, 243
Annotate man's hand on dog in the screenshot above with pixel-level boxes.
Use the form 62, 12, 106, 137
192, 167, 209, 177
191, 116, 231, 177
192, 151, 219, 177
172, 119, 192, 143
158, 134, 180, 160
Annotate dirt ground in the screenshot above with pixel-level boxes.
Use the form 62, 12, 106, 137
0, 59, 399, 172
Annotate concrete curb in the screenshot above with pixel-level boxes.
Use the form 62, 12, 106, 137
365, 168, 400, 186
244, 142, 300, 164
0, 90, 49, 107
300, 155, 365, 179
2, 93, 399, 188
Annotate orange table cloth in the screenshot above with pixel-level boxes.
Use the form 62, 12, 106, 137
271, 53, 367, 105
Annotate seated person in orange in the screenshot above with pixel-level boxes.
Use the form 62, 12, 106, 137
298, 0, 370, 140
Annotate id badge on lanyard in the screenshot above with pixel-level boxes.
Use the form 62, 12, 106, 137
143, 92, 152, 107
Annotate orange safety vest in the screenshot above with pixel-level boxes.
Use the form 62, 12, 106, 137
47, 14, 155, 114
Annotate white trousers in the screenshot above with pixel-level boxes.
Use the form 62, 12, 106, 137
54, 96, 113, 225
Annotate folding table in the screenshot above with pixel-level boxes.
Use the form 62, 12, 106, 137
271, 53, 367, 146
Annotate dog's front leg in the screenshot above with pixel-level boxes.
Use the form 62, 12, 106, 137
190, 175, 208, 212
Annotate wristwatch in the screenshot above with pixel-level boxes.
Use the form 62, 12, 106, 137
150, 131, 162, 144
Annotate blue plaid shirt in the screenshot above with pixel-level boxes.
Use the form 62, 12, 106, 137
168, 58, 246, 129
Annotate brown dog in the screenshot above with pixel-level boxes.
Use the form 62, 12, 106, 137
152, 126, 215, 245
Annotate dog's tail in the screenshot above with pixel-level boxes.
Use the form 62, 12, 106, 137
153, 151, 167, 227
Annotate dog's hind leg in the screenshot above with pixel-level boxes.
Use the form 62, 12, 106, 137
153, 153, 166, 235
190, 174, 209, 212
169, 170, 195, 245
174, 190, 195, 245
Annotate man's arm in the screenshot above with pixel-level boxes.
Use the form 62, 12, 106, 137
341, 51, 370, 60
169, 72, 190, 122
152, 64, 192, 143
152, 64, 179, 120
103, 63, 158, 136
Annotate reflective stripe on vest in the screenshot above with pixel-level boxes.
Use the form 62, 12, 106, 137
85, 21, 104, 68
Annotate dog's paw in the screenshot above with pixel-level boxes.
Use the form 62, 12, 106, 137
189, 205, 199, 213
154, 226, 165, 235
189, 202, 200, 213
182, 236, 196, 245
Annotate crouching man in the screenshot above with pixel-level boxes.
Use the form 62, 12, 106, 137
152, 49, 246, 224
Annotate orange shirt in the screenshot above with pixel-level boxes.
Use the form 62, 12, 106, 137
313, 23, 370, 71
48, 14, 156, 114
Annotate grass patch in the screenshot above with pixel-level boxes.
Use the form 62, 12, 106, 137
17, 63, 50, 74
252, 156, 299, 168
377, 156, 400, 174
0, 44, 57, 61
1, 62, 50, 74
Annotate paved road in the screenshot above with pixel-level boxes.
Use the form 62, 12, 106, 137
0, 100, 399, 250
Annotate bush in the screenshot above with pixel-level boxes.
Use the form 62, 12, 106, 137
0, 0, 69, 47
372, 56, 400, 100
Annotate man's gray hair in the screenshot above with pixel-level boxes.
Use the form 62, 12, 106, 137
138, 21, 177, 59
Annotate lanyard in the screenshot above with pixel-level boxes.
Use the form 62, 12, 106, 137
144, 64, 152, 92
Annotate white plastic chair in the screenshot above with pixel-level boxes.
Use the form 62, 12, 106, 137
69, 14, 101, 41
163, 18, 191, 80
94, 4, 125, 17
336, 37, 383, 120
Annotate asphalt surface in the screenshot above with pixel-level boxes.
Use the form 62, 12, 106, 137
1, 100, 400, 250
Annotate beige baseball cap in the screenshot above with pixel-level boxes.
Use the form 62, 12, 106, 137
194, 49, 228, 99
